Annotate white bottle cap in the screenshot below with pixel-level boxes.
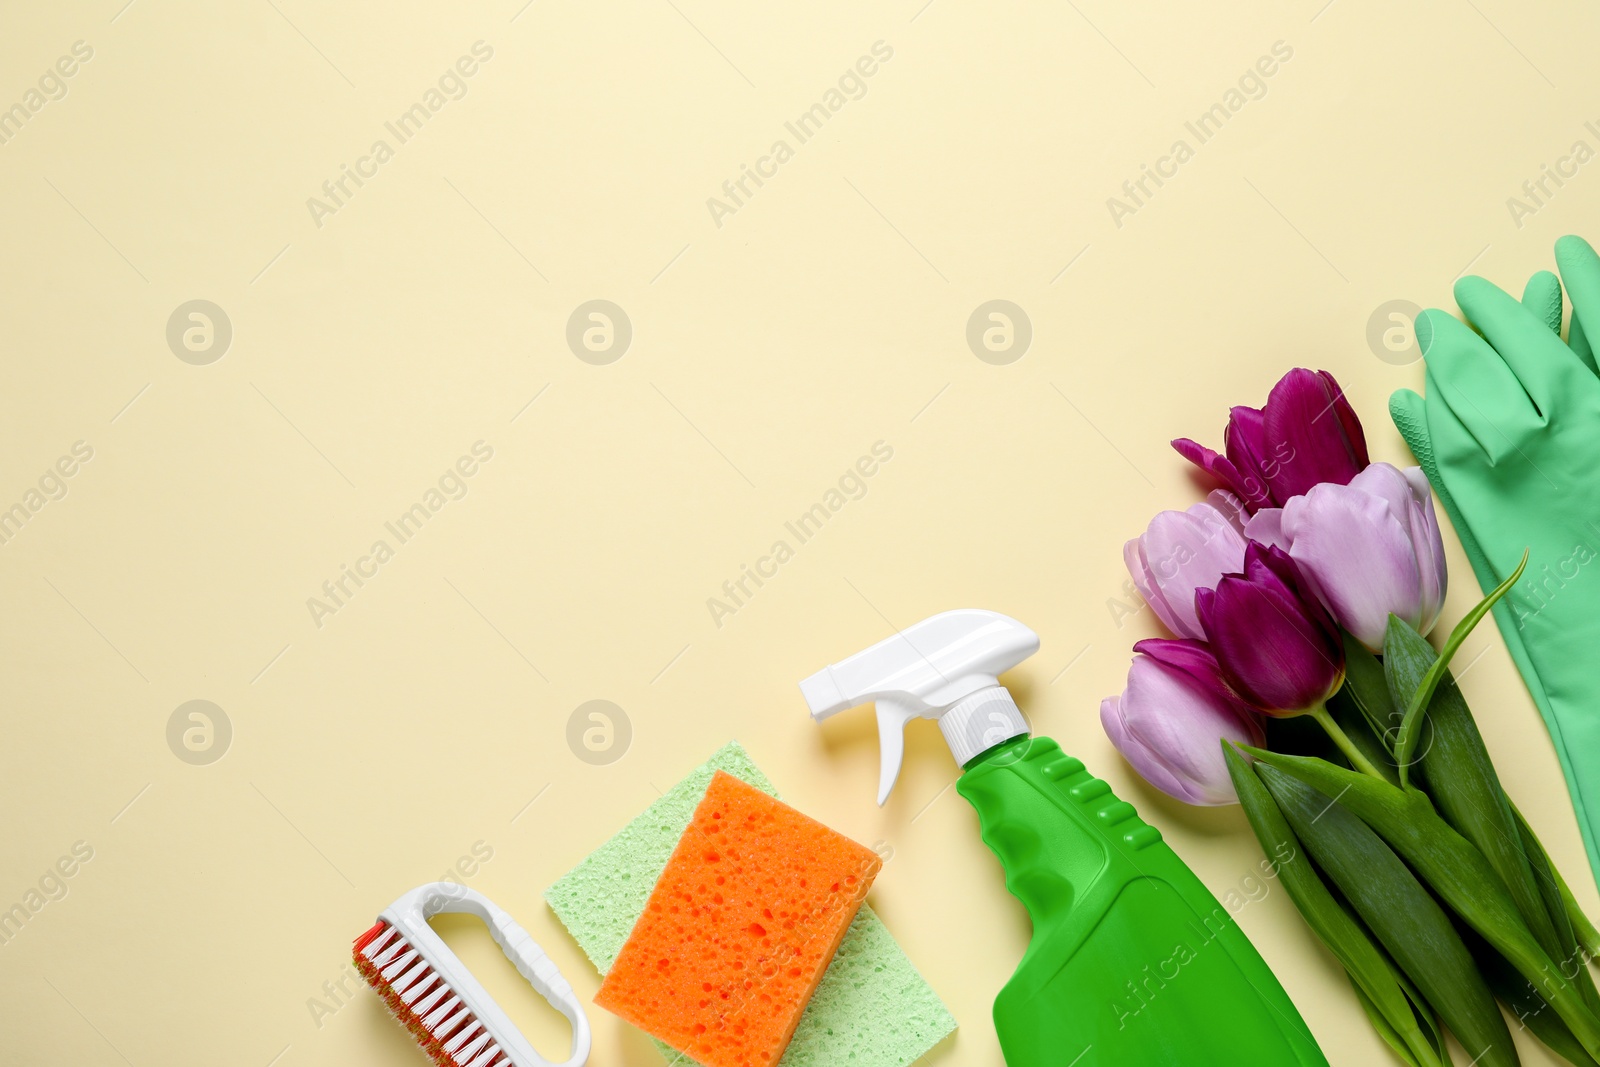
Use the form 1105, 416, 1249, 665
940, 687, 1030, 768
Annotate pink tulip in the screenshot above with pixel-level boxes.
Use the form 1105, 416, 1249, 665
1124, 492, 1249, 640
1101, 639, 1267, 805
1245, 463, 1447, 652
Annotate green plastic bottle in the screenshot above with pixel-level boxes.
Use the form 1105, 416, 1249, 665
801, 609, 1329, 1067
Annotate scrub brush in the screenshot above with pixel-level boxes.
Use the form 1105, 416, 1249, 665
354, 882, 591, 1067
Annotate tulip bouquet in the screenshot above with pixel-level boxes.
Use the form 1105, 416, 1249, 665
1104, 369, 1600, 1067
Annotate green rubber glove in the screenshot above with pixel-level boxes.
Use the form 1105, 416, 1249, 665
1556, 235, 1600, 373
1391, 271, 1564, 722
1390, 248, 1600, 889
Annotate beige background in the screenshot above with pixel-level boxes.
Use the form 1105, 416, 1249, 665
2, 0, 1598, 1064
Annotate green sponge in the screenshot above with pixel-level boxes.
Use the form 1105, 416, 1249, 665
545, 742, 956, 1067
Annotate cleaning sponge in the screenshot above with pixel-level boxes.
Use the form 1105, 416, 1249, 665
595, 771, 881, 1067
545, 742, 956, 1067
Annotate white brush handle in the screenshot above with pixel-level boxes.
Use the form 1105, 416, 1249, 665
387, 882, 592, 1067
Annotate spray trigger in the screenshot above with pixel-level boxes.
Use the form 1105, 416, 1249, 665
799, 609, 1040, 805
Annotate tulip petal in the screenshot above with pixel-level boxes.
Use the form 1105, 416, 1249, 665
1401, 465, 1432, 503
1408, 497, 1446, 635
1349, 463, 1447, 636
1282, 482, 1423, 650
1171, 436, 1222, 472
1224, 405, 1275, 510
1172, 437, 1257, 508
1207, 490, 1249, 534
1254, 542, 1342, 638
1227, 404, 1268, 461
1124, 536, 1186, 638
1321, 369, 1371, 469
1346, 462, 1415, 526
1402, 467, 1448, 633
1199, 545, 1345, 713
1101, 694, 1203, 804
1204, 582, 1337, 712
1135, 504, 1248, 639
1116, 655, 1264, 804
1243, 507, 1289, 551
1263, 369, 1367, 500
1133, 637, 1250, 712
1134, 636, 1224, 683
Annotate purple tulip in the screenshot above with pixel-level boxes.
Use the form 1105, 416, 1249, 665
1196, 543, 1345, 716
1245, 463, 1447, 652
1101, 638, 1266, 805
1173, 369, 1370, 512
1124, 491, 1249, 640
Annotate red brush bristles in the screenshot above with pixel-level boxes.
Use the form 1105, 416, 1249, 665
354, 920, 513, 1067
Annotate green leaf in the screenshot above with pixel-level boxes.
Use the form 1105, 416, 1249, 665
1385, 616, 1565, 969
1386, 956, 1449, 1066
1465, 923, 1600, 1066
1383, 610, 1600, 1019
1513, 801, 1600, 960
1519, 812, 1595, 1011
1223, 744, 1444, 1066
1352, 978, 1429, 1067
1340, 630, 1401, 753
1572, 886, 1600, 959
1327, 687, 1400, 786
1253, 760, 1514, 1066
1242, 746, 1600, 1058
1392, 550, 1528, 783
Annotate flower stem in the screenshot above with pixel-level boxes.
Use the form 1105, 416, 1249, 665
1307, 703, 1386, 780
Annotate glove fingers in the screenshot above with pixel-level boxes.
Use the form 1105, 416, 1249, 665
1571, 313, 1598, 372
1390, 272, 1564, 468
1453, 274, 1586, 409
1522, 270, 1564, 333
1417, 307, 1542, 458
1557, 235, 1600, 372
1389, 388, 1439, 483
1556, 234, 1600, 320
1391, 388, 1518, 605
1400, 379, 1516, 585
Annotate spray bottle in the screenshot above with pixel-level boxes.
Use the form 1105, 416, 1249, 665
800, 609, 1328, 1066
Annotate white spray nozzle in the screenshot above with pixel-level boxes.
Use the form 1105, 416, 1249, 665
800, 609, 1040, 805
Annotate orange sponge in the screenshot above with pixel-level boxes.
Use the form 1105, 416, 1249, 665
595, 770, 883, 1067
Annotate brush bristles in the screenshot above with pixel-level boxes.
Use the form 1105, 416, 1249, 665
354, 920, 514, 1067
